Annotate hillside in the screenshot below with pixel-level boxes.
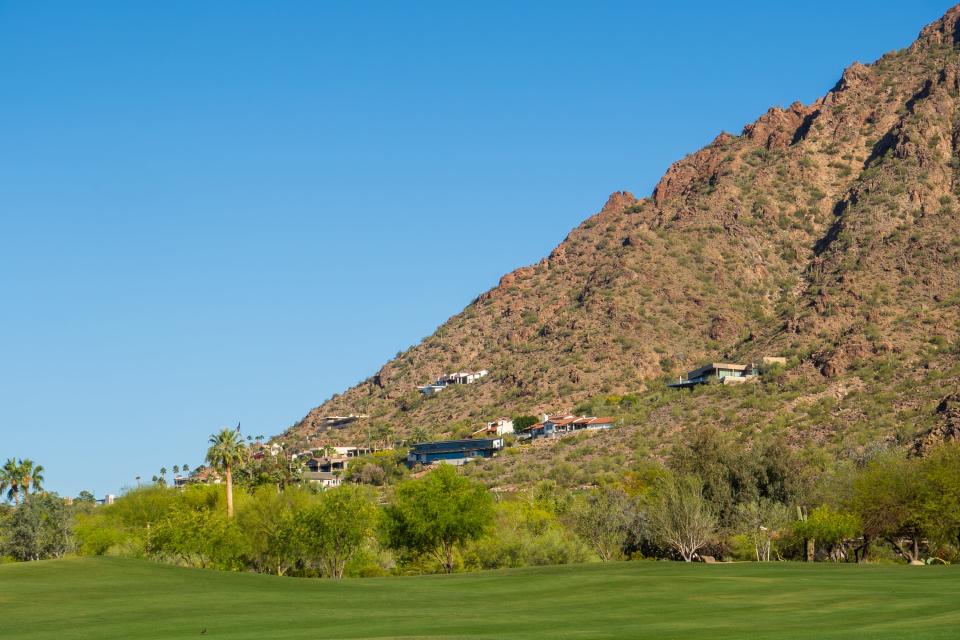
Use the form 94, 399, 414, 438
280, 6, 960, 467
3, 557, 960, 639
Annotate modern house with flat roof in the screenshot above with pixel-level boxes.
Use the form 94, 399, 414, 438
418, 370, 489, 396
520, 414, 615, 441
668, 362, 758, 388
305, 456, 350, 474
407, 438, 503, 466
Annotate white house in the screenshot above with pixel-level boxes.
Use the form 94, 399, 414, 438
418, 370, 489, 395
471, 418, 514, 438
521, 414, 615, 441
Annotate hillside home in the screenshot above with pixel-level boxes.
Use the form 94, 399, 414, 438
293, 444, 378, 461
471, 418, 514, 438
318, 414, 369, 429
302, 471, 341, 488
305, 456, 350, 474
333, 445, 376, 458
418, 370, 489, 395
667, 362, 759, 388
521, 414, 615, 441
407, 438, 503, 466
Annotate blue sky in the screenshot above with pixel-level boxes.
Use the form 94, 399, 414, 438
0, 1, 952, 498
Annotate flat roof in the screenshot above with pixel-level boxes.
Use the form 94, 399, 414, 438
411, 439, 501, 454
686, 362, 749, 379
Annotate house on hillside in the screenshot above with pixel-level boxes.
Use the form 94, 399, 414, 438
471, 418, 514, 438
305, 456, 350, 474
418, 370, 489, 396
667, 362, 759, 388
520, 414, 615, 441
318, 414, 369, 429
302, 471, 341, 488
407, 438, 503, 466
333, 445, 376, 458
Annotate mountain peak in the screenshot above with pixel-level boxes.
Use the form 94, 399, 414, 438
916, 4, 960, 48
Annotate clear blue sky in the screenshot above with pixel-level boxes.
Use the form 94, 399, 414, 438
0, 1, 952, 499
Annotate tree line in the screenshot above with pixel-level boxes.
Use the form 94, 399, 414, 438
4, 428, 960, 571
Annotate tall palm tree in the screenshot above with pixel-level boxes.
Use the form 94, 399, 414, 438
0, 458, 21, 505
206, 428, 247, 518
20, 459, 43, 498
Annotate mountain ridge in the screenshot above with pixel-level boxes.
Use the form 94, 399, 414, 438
278, 5, 960, 466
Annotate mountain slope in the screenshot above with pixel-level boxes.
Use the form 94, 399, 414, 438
280, 6, 960, 458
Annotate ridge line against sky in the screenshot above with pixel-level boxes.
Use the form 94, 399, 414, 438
0, 1, 952, 498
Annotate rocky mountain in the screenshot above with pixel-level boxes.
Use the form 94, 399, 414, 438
280, 6, 960, 471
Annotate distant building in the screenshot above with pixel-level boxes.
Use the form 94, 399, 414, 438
521, 414, 615, 440
667, 362, 759, 388
418, 370, 489, 395
305, 456, 350, 474
332, 445, 376, 458
318, 415, 369, 429
302, 471, 341, 488
407, 438, 503, 466
471, 418, 514, 438
293, 445, 378, 461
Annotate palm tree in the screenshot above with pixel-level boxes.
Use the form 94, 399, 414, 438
173, 465, 180, 475
0, 458, 21, 505
20, 459, 43, 498
182, 463, 190, 474
206, 428, 247, 518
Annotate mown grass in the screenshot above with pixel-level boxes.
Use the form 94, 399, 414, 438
2, 557, 959, 639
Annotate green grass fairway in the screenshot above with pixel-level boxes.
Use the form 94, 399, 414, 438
2, 558, 959, 639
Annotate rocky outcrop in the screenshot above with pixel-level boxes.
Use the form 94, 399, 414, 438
912, 395, 960, 456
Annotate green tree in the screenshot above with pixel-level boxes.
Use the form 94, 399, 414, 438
2, 492, 71, 561
75, 490, 96, 504
1, 458, 21, 505
409, 427, 432, 445
19, 459, 44, 499
1, 459, 44, 505
735, 498, 791, 561
918, 443, 960, 551
384, 465, 494, 573
371, 424, 395, 449
344, 450, 408, 486
206, 428, 247, 518
299, 485, 380, 578
237, 486, 312, 576
512, 415, 539, 432
668, 427, 756, 529
794, 505, 860, 562
649, 473, 717, 562
151, 489, 245, 569
849, 453, 925, 563
567, 486, 641, 561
